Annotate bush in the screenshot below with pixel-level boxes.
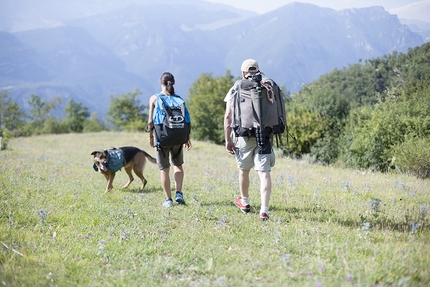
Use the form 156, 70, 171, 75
42, 118, 68, 134
0, 129, 13, 150
284, 103, 329, 156
393, 136, 430, 179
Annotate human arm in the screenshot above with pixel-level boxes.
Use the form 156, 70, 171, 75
147, 95, 157, 147
224, 100, 235, 155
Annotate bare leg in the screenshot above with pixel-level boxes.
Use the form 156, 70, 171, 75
173, 165, 184, 192
239, 169, 250, 198
257, 171, 271, 208
160, 167, 171, 199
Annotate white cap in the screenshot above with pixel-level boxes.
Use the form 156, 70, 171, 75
241, 59, 259, 72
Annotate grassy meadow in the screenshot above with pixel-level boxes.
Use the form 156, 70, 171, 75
0, 132, 429, 286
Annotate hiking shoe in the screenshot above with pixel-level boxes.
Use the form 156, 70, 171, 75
235, 196, 250, 213
175, 191, 186, 205
259, 213, 270, 221
162, 199, 173, 208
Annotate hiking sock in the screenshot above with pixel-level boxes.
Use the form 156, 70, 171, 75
260, 206, 269, 214
242, 197, 249, 206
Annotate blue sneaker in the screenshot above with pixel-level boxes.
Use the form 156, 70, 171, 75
175, 191, 186, 205
162, 199, 173, 208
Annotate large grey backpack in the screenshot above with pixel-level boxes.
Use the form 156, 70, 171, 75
232, 76, 286, 138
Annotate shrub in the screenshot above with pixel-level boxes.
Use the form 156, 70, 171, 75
0, 129, 13, 150
393, 136, 430, 179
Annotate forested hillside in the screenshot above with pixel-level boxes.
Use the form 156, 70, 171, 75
284, 42, 430, 177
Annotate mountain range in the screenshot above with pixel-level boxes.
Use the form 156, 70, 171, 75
0, 0, 427, 117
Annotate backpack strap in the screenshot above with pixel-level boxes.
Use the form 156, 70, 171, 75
261, 81, 275, 104
235, 82, 241, 130
156, 93, 186, 117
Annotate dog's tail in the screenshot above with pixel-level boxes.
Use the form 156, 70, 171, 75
141, 150, 157, 164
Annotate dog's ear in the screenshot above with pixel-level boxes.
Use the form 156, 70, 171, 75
91, 151, 98, 156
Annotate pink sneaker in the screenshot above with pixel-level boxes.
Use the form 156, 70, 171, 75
234, 196, 250, 213
259, 213, 270, 221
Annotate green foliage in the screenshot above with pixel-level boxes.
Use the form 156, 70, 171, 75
0, 91, 26, 134
0, 129, 13, 150
83, 112, 107, 133
344, 76, 430, 172
0, 91, 25, 149
284, 103, 328, 155
339, 106, 376, 168
41, 117, 68, 134
287, 86, 349, 163
25, 95, 62, 135
286, 42, 430, 173
310, 52, 406, 108
62, 98, 90, 133
107, 89, 148, 132
393, 136, 430, 179
28, 94, 61, 125
402, 44, 430, 81
188, 71, 235, 144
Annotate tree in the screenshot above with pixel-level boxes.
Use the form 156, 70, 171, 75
0, 91, 26, 149
25, 95, 62, 135
63, 98, 90, 133
188, 71, 235, 144
107, 89, 147, 131
28, 95, 61, 125
0, 91, 26, 132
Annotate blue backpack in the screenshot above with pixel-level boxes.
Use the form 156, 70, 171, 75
153, 93, 191, 146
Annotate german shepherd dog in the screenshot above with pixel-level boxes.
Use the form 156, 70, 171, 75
91, 146, 156, 193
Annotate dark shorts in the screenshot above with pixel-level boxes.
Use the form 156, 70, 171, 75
155, 144, 184, 170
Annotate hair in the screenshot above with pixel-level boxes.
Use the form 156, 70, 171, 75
160, 72, 175, 95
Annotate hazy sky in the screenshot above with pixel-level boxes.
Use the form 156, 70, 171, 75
206, 0, 426, 14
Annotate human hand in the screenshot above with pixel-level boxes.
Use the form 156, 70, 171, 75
149, 136, 154, 148
226, 140, 235, 155
184, 140, 192, 150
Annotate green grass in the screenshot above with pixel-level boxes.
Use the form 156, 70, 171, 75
1, 132, 429, 286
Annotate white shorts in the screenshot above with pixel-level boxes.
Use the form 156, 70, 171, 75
234, 136, 275, 171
